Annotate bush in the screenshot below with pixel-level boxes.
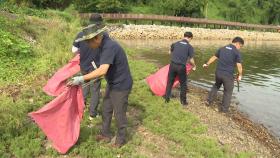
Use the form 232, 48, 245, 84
73, 0, 129, 13
4, 0, 72, 9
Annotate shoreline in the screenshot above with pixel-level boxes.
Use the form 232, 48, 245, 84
108, 24, 280, 41
134, 50, 280, 157
188, 84, 280, 157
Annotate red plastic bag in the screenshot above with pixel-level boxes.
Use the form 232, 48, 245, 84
29, 86, 84, 154
43, 54, 80, 96
146, 64, 192, 96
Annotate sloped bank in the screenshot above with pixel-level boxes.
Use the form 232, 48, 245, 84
109, 24, 280, 41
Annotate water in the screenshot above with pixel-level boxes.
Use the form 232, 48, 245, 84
120, 39, 280, 138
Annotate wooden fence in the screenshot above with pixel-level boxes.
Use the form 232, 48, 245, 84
80, 13, 280, 32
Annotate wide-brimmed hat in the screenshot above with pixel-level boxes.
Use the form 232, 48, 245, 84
75, 23, 107, 42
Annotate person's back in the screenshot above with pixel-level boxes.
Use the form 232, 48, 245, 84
171, 40, 194, 65
216, 44, 241, 76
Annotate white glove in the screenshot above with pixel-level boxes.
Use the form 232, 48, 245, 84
203, 64, 208, 68
69, 76, 84, 85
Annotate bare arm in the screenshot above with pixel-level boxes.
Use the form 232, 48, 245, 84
83, 64, 110, 81
189, 57, 196, 67
206, 56, 218, 65
236, 63, 243, 76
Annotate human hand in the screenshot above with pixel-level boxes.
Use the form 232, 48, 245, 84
237, 75, 242, 81
192, 65, 196, 71
203, 64, 208, 68
67, 76, 84, 86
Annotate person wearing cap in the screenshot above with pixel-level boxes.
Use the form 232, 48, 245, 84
72, 14, 104, 119
164, 32, 196, 106
203, 37, 244, 113
69, 23, 133, 148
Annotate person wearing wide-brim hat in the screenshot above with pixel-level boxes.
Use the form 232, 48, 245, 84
72, 14, 105, 120
69, 24, 133, 148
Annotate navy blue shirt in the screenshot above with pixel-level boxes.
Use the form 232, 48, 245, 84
99, 35, 133, 90
215, 44, 242, 76
73, 32, 102, 73
170, 39, 194, 65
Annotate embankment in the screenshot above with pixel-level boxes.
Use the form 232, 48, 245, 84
109, 24, 280, 41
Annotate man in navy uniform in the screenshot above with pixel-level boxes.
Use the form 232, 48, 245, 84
69, 24, 133, 148
164, 32, 196, 106
203, 37, 244, 113
72, 14, 103, 119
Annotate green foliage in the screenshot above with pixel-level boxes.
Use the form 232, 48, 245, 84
151, 0, 204, 17
4, 0, 280, 24
96, 0, 129, 13
0, 30, 32, 58
0, 2, 48, 17
214, 0, 280, 24
0, 16, 35, 85
73, 0, 129, 13
4, 0, 72, 9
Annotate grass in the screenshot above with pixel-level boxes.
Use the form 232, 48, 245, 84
0, 6, 253, 158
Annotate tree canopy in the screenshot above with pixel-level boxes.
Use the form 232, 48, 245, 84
2, 0, 280, 25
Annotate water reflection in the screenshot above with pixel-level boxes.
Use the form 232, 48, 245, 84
120, 39, 280, 138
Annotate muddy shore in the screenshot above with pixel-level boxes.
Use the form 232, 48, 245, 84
186, 84, 280, 157
108, 24, 280, 41
134, 53, 280, 157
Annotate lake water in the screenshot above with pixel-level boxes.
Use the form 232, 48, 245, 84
120, 39, 280, 139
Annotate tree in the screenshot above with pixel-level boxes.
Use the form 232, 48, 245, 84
96, 0, 129, 13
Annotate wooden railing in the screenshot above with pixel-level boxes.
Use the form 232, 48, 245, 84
80, 13, 280, 32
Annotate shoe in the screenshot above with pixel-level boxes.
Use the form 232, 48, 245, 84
165, 99, 170, 103
180, 100, 188, 106
162, 95, 170, 103
96, 134, 111, 143
89, 113, 99, 120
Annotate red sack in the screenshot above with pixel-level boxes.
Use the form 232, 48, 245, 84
146, 64, 192, 96
29, 86, 84, 154
43, 55, 80, 96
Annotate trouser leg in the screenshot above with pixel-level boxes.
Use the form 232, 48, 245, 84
110, 90, 130, 145
89, 79, 101, 116
221, 75, 234, 112
165, 63, 177, 100
101, 87, 113, 138
177, 65, 187, 104
208, 72, 223, 104
82, 82, 90, 105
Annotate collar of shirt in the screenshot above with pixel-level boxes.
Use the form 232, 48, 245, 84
228, 44, 237, 50
100, 32, 110, 49
182, 39, 189, 43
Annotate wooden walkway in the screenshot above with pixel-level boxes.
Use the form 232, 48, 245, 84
80, 13, 280, 32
